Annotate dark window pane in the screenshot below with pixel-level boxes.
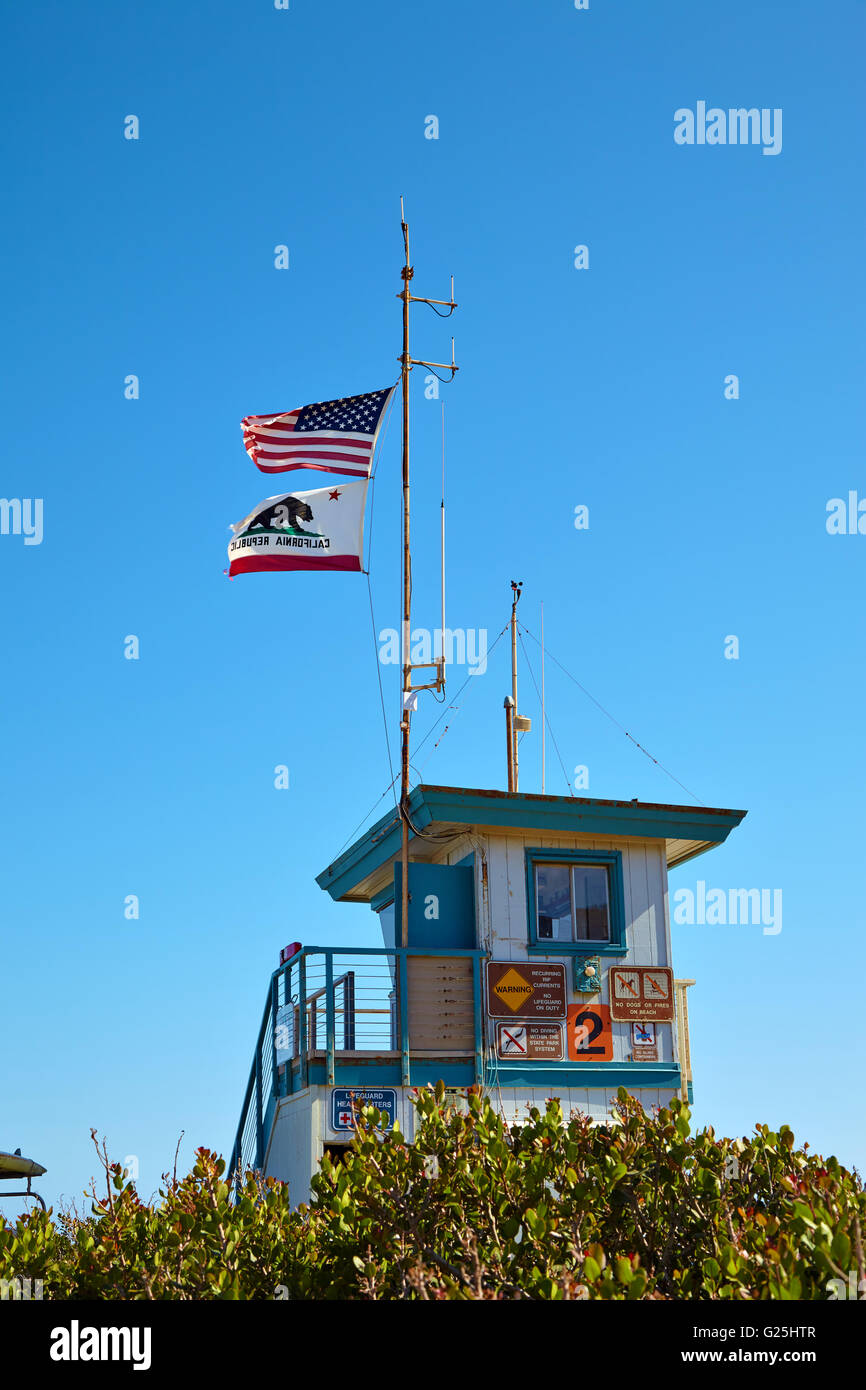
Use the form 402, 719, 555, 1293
536, 863, 572, 940
572, 865, 611, 941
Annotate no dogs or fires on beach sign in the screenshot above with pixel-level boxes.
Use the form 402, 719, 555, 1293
608, 967, 675, 1023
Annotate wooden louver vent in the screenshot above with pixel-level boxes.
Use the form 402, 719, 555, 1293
407, 956, 474, 1054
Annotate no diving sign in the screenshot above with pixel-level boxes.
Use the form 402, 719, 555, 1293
497, 1022, 564, 1061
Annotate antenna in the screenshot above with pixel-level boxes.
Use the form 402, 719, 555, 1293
507, 581, 531, 791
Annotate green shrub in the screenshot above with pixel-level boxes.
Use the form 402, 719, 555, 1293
1, 1089, 862, 1300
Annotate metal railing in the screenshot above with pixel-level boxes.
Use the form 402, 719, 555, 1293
229, 945, 485, 1184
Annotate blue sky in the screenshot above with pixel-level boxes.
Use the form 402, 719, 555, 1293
1, 0, 864, 1213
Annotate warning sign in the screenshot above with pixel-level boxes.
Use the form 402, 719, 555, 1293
609, 967, 674, 1022
497, 1023, 564, 1061
491, 966, 533, 1011
486, 961, 567, 1019
631, 1020, 658, 1061
567, 1004, 614, 1061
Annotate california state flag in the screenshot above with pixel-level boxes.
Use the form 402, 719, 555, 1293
227, 480, 367, 577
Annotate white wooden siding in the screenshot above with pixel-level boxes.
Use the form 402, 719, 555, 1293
265, 1086, 419, 1206
486, 1085, 678, 1126
432, 830, 678, 1068
264, 1089, 320, 1208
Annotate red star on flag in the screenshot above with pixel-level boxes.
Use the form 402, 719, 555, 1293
328, 489, 341, 501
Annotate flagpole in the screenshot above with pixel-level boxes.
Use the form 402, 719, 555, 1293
399, 202, 412, 950
396, 201, 459, 951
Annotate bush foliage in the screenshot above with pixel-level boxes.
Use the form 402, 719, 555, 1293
1, 1087, 863, 1299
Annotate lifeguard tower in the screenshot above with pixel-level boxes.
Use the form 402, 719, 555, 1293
231, 783, 745, 1203
228, 211, 747, 1202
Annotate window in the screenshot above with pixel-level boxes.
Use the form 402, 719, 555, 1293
536, 862, 610, 941
526, 849, 626, 954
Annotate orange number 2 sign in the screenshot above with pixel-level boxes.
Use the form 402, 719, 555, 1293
567, 1003, 613, 1061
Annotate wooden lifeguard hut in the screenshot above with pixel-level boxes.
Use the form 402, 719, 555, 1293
231, 782, 745, 1203
228, 208, 746, 1203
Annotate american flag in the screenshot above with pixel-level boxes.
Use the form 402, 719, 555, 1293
241, 386, 395, 477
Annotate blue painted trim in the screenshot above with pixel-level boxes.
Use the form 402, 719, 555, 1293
489, 1062, 682, 1089
261, 1092, 276, 1162
291, 1062, 679, 1091
371, 885, 395, 914
269, 974, 279, 1112
282, 960, 295, 1097
525, 848, 627, 954
230, 1045, 259, 1183
316, 785, 747, 902
272, 945, 486, 968
303, 1061, 477, 1088
254, 1041, 263, 1168
298, 955, 307, 1091
687, 1082, 694, 1104
325, 953, 335, 1086
527, 943, 628, 957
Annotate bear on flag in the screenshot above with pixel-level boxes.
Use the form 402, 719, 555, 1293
227, 480, 368, 577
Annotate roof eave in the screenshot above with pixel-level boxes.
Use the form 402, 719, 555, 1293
317, 785, 747, 905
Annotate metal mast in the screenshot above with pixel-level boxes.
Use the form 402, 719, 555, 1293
510, 581, 521, 788
397, 201, 457, 946
505, 580, 531, 793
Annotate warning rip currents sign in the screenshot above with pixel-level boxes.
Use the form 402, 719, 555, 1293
486, 961, 567, 1019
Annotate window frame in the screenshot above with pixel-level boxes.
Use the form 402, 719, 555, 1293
525, 848, 627, 955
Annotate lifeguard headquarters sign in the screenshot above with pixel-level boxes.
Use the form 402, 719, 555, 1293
486, 962, 567, 1020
